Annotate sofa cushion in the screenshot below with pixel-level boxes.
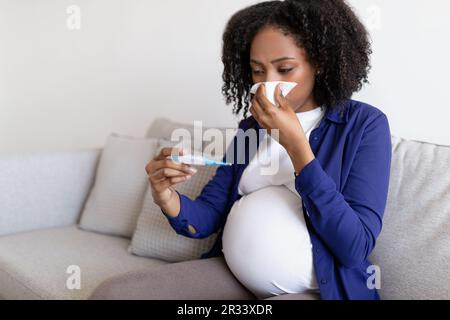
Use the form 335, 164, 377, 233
90, 256, 256, 300
79, 133, 158, 238
0, 226, 167, 299
130, 159, 219, 263
370, 136, 450, 299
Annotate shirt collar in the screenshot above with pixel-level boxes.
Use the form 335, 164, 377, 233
325, 108, 347, 124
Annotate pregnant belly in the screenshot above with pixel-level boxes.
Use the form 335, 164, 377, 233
222, 185, 317, 299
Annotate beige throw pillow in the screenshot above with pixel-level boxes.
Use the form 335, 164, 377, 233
130, 141, 220, 262
79, 133, 158, 238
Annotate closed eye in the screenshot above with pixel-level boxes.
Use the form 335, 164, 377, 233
279, 68, 293, 74
251, 68, 294, 75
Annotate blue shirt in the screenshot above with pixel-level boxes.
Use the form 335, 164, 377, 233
163, 99, 392, 300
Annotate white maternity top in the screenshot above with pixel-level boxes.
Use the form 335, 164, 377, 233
222, 106, 325, 299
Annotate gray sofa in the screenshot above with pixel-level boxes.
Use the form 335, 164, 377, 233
0, 118, 449, 300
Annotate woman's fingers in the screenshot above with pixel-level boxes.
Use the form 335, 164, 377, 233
145, 146, 198, 200
154, 160, 196, 175
146, 147, 182, 175
250, 95, 262, 120
274, 84, 289, 110
150, 167, 193, 182
146, 157, 196, 176
255, 83, 277, 114
156, 147, 185, 160
152, 175, 191, 193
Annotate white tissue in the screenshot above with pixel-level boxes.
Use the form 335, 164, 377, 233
250, 81, 298, 107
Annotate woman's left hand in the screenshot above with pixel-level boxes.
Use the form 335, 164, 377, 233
250, 83, 315, 173
250, 83, 304, 152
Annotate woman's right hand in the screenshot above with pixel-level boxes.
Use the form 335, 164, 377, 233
145, 147, 198, 207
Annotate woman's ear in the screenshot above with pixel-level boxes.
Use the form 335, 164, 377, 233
313, 62, 321, 76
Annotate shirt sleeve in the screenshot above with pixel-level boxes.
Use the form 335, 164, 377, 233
295, 113, 392, 268
162, 159, 235, 239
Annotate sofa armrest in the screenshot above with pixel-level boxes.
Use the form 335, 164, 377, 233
0, 148, 101, 236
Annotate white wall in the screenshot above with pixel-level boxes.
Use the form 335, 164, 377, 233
0, 0, 449, 152
349, 0, 450, 146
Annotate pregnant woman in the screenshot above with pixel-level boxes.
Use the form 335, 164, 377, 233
114, 0, 392, 300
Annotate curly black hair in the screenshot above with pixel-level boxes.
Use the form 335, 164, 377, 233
221, 0, 372, 118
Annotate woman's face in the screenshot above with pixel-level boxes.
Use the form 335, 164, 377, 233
250, 26, 318, 112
